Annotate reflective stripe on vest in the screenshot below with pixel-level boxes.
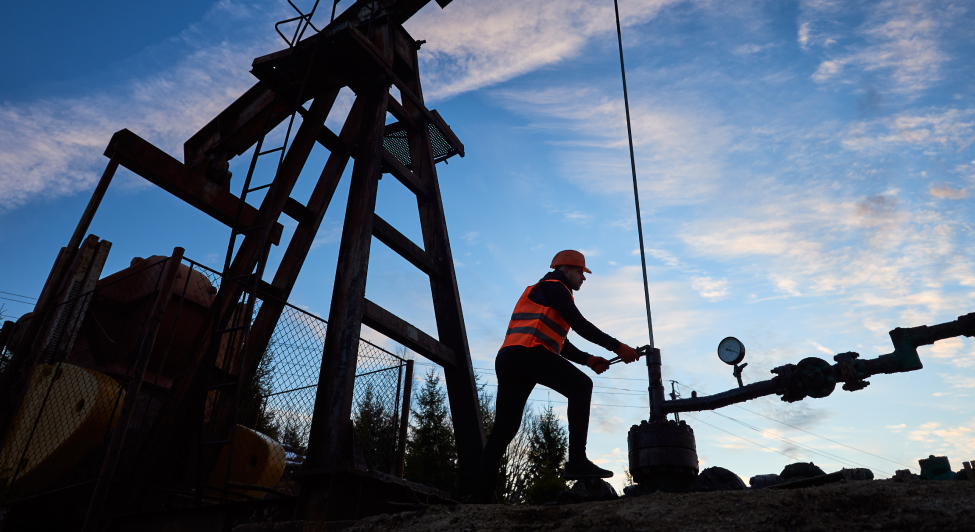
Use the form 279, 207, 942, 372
500, 280, 572, 354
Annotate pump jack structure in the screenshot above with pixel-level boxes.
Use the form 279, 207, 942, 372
0, 0, 484, 527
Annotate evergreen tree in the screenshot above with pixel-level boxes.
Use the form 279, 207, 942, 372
352, 383, 397, 472
279, 413, 305, 452
241, 346, 280, 441
523, 404, 569, 504
475, 371, 495, 437
404, 369, 457, 493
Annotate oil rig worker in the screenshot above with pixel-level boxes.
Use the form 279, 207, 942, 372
477, 250, 641, 500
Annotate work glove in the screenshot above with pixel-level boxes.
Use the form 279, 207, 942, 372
586, 355, 610, 374
615, 342, 639, 364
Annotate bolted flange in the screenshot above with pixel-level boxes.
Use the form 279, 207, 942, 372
627, 418, 699, 492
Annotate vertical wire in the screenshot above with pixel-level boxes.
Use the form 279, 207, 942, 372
613, 0, 655, 348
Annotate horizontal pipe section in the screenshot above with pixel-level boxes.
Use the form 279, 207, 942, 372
662, 378, 780, 414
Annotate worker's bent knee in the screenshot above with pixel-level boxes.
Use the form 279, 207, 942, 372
577, 373, 593, 393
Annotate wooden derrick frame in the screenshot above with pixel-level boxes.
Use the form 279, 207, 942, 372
12, 0, 485, 514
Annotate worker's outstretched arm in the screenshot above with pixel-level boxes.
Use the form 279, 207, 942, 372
539, 281, 620, 352
562, 339, 610, 374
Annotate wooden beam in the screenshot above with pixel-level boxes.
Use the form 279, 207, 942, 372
238, 99, 365, 436
134, 93, 339, 493
283, 197, 314, 226
371, 214, 440, 278
344, 24, 465, 157
300, 83, 389, 501
297, 105, 348, 153
361, 298, 457, 369
381, 148, 428, 197
106, 129, 283, 245
404, 58, 484, 496
252, 23, 463, 159
386, 97, 418, 131
198, 90, 340, 470
183, 82, 296, 168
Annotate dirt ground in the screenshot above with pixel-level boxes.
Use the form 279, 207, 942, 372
343, 479, 974, 532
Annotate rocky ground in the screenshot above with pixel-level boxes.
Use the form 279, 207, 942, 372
333, 479, 973, 532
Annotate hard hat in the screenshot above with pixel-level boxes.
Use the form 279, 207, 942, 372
550, 250, 591, 273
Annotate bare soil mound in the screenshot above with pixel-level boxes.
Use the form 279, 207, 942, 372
345, 480, 973, 532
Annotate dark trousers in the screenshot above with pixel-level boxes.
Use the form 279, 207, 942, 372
478, 346, 593, 498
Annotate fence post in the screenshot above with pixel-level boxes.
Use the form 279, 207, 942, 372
389, 362, 403, 473
394, 359, 413, 478
81, 247, 184, 532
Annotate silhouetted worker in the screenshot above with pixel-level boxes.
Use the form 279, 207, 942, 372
477, 250, 640, 500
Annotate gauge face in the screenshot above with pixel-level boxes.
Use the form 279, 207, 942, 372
717, 337, 746, 365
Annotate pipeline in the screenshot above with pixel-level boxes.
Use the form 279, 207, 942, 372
649, 312, 975, 416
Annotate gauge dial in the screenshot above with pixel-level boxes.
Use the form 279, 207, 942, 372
717, 337, 746, 365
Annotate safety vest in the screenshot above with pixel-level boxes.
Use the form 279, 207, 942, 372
500, 280, 572, 354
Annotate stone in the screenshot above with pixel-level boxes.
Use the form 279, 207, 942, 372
557, 478, 619, 504
918, 455, 957, 481
691, 467, 746, 491
840, 468, 874, 481
779, 462, 826, 483
749, 474, 779, 488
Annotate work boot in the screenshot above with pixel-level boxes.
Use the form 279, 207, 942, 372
563, 459, 613, 480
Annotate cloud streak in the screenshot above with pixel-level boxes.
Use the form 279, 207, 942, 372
406, 0, 683, 100
805, 0, 953, 95
0, 0, 283, 213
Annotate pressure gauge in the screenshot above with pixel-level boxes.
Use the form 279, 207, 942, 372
717, 337, 745, 365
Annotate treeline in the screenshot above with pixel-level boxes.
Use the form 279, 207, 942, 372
244, 349, 571, 504
361, 368, 570, 504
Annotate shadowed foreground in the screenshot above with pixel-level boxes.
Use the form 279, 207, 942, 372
291, 480, 973, 532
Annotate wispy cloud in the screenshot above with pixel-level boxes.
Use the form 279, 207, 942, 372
570, 265, 699, 349
0, 0, 283, 213
929, 183, 969, 199
733, 43, 776, 56
808, 340, 834, 355
691, 276, 729, 301
406, 0, 682, 100
842, 108, 975, 153
493, 86, 732, 203
908, 419, 975, 459
678, 181, 971, 327
807, 0, 953, 95
926, 338, 975, 368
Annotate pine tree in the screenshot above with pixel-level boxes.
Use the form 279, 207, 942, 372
279, 413, 305, 452
475, 371, 495, 437
523, 404, 569, 504
353, 383, 397, 472
241, 345, 280, 441
404, 369, 457, 493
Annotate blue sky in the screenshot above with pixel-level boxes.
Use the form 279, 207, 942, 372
1, 0, 973, 489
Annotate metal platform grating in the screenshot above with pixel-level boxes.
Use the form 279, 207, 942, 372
383, 122, 459, 168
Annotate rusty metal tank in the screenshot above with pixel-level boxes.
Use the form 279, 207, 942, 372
627, 418, 699, 492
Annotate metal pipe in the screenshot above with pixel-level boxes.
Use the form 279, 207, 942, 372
662, 379, 781, 414
394, 359, 413, 478
646, 348, 666, 421
82, 248, 184, 532
613, 0, 655, 349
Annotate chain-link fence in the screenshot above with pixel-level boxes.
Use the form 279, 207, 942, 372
0, 256, 174, 502
0, 253, 410, 511
244, 303, 409, 496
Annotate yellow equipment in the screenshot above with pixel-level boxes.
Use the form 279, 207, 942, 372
0, 363, 123, 497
